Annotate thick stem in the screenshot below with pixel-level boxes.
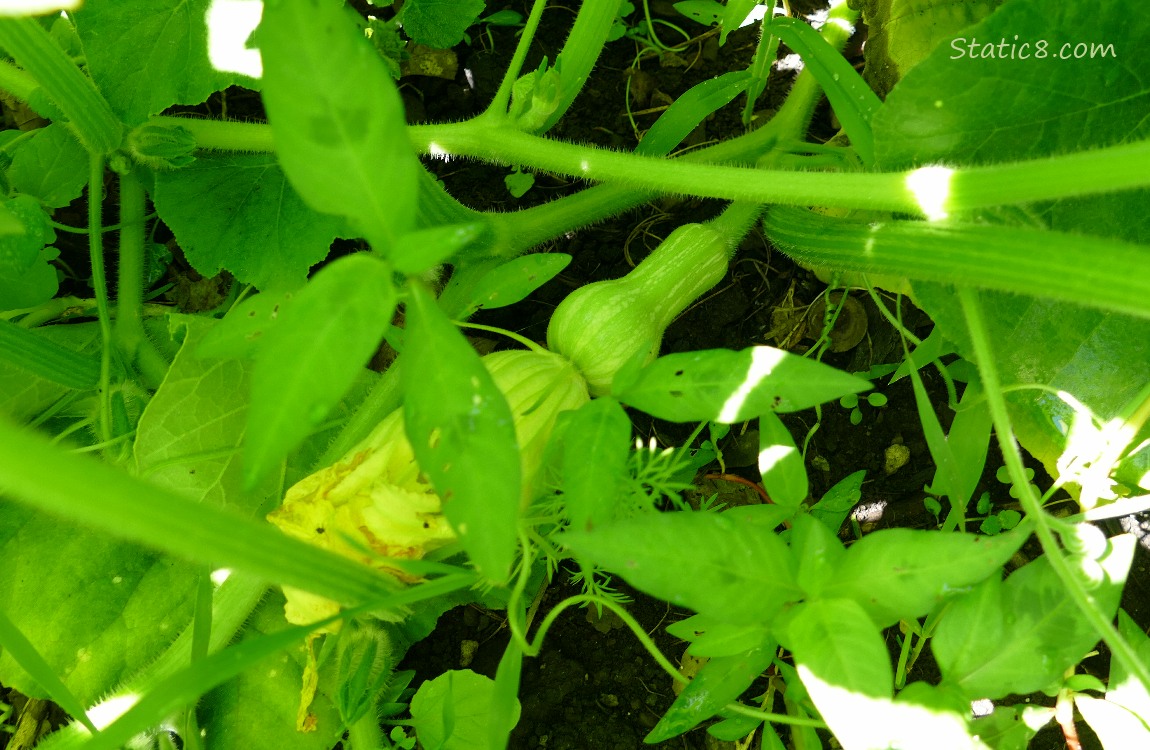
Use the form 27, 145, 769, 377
707, 201, 763, 253
0, 17, 121, 153
114, 169, 168, 387
0, 57, 39, 108
414, 122, 1150, 215
347, 713, 388, 750
87, 154, 114, 448
150, 116, 276, 153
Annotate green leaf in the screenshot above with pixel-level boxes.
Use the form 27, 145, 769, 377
392, 223, 484, 276
402, 285, 521, 582
665, 614, 773, 659
808, 469, 864, 533
195, 288, 299, 361
915, 287, 1150, 498
0, 322, 100, 422
757, 410, 807, 510
719, 0, 757, 45
72, 0, 256, 125
786, 599, 893, 744
134, 315, 277, 510
613, 346, 871, 423
791, 513, 845, 599
460, 253, 571, 316
0, 318, 99, 391
766, 17, 880, 165
558, 398, 632, 533
672, 1, 724, 27
410, 670, 520, 750
873, 0, 1146, 171
401, 0, 486, 49
0, 194, 57, 311
200, 592, 344, 750
259, 0, 419, 251
153, 154, 346, 291
822, 526, 1028, 627
0, 503, 199, 704
563, 508, 800, 623
933, 533, 1135, 699
647, 634, 775, 743
8, 123, 87, 207
245, 254, 396, 488
637, 70, 750, 157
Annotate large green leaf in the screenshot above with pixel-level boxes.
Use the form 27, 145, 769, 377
563, 508, 800, 623
933, 533, 1135, 699
152, 154, 346, 291
200, 591, 343, 749
874, 0, 1147, 169
612, 346, 871, 423
821, 527, 1028, 627
8, 123, 87, 208
258, 0, 419, 251
244, 254, 396, 488
870, 0, 1150, 490
401, 286, 521, 582
0, 503, 198, 704
0, 323, 99, 422
72, 0, 255, 125
134, 315, 277, 512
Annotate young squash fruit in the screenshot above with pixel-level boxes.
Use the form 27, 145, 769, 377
546, 222, 731, 396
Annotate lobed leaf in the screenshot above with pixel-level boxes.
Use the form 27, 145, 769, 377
153, 154, 346, 291
72, 0, 254, 125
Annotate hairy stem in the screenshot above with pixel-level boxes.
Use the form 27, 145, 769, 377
114, 169, 168, 387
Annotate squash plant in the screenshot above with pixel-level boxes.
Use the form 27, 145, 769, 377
0, 0, 1148, 748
